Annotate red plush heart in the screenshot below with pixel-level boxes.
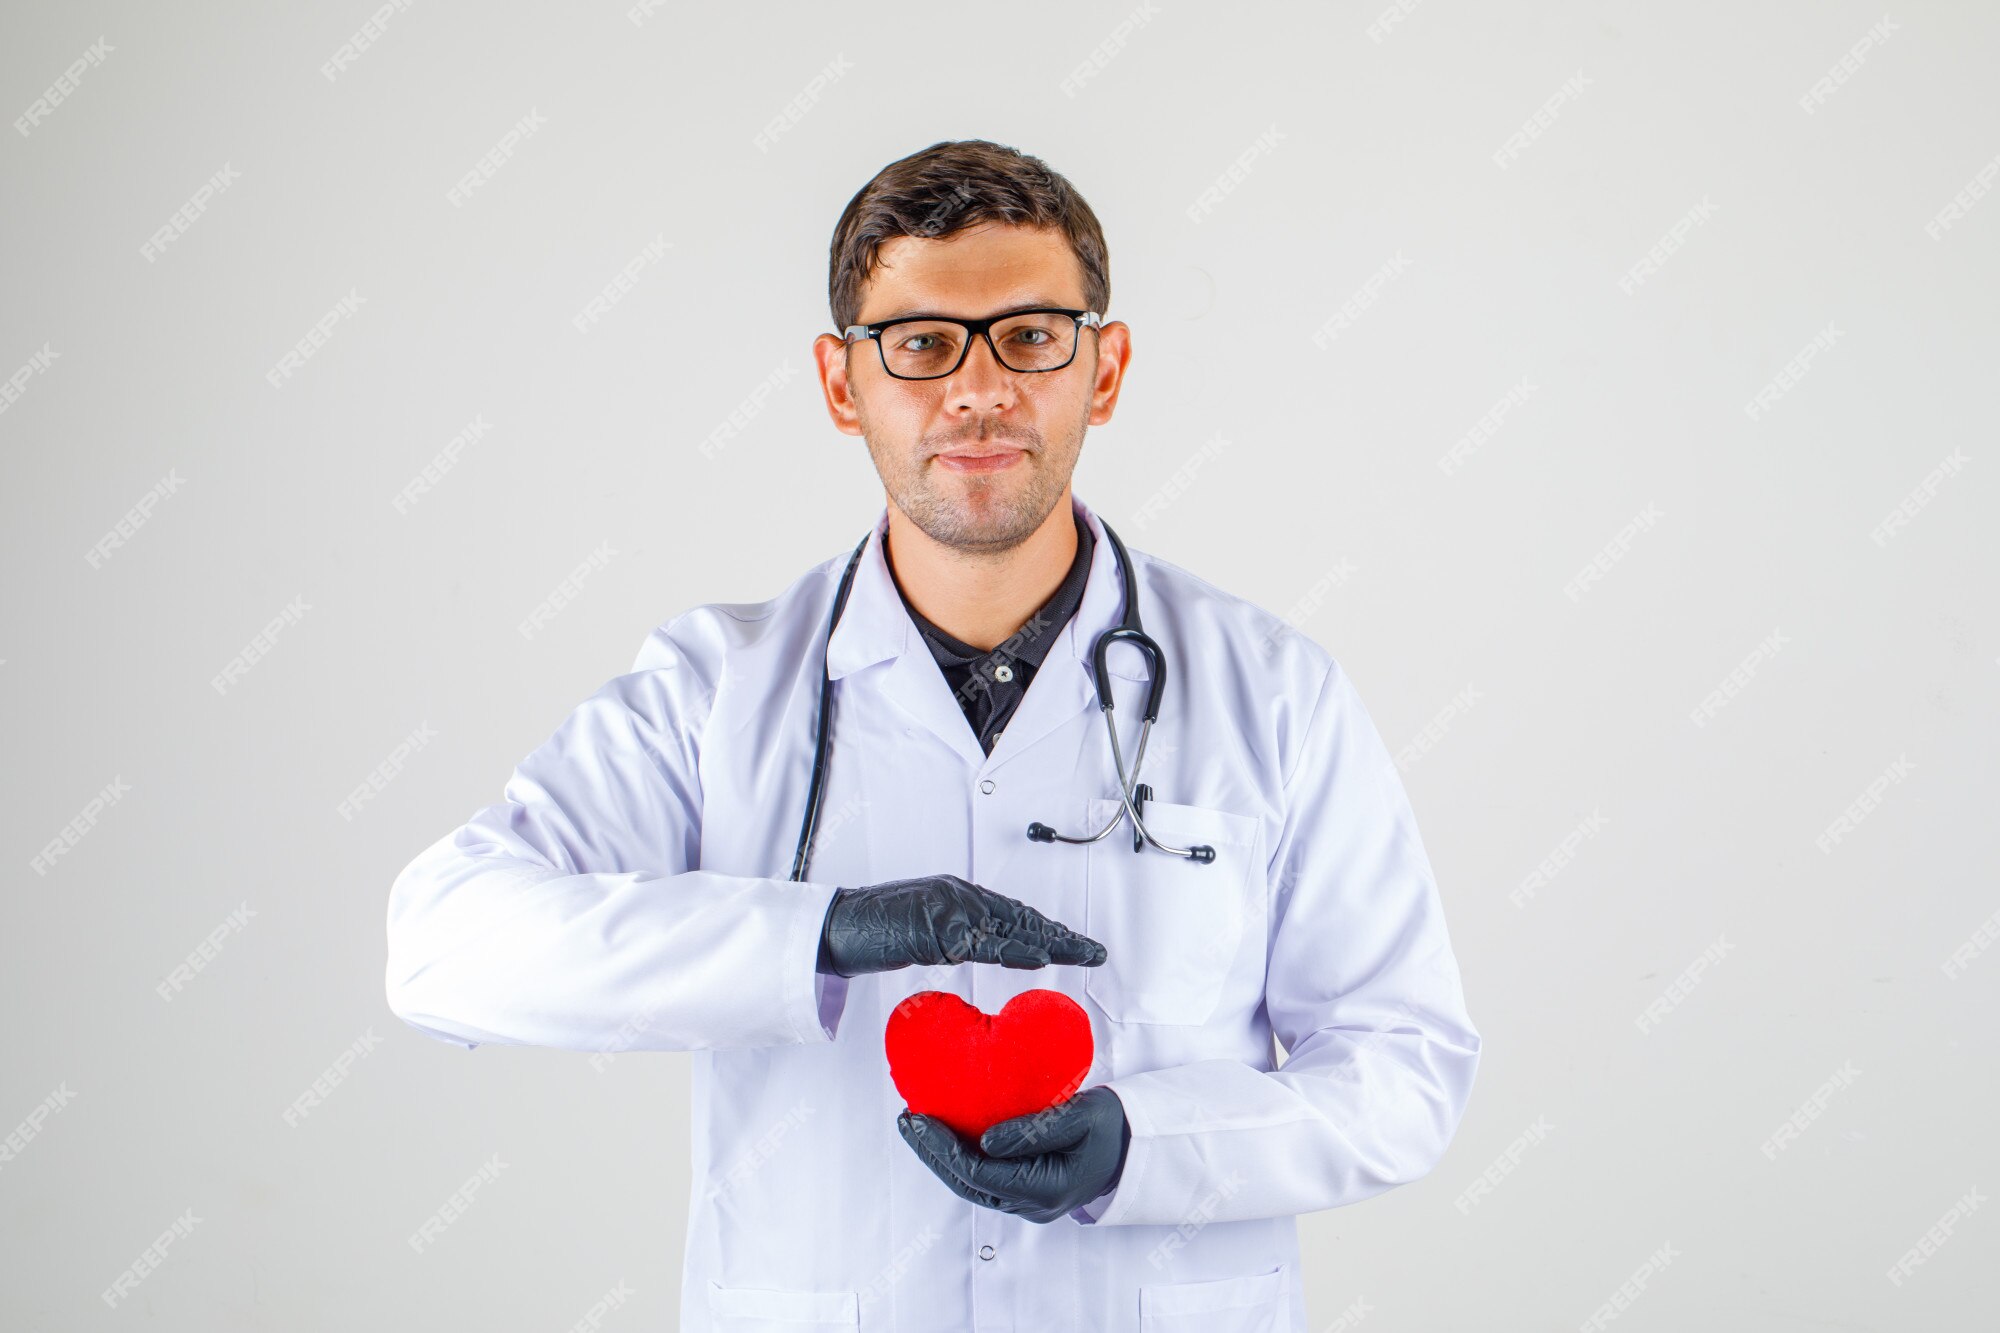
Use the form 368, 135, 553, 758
885, 989, 1094, 1142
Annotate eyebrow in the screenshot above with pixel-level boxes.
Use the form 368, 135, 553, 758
867, 297, 1076, 323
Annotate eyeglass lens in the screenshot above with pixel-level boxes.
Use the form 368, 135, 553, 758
879, 314, 1079, 379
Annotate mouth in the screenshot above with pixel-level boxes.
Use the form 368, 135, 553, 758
934, 446, 1025, 474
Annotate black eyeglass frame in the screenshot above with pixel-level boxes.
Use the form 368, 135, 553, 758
841, 307, 1104, 381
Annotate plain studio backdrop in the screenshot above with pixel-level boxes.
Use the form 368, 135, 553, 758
3, 1, 1995, 1328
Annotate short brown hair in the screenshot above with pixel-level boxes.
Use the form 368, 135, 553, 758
827, 139, 1110, 332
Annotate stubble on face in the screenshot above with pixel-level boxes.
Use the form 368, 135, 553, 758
857, 392, 1089, 558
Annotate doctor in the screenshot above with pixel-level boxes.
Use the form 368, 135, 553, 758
385, 138, 1480, 1333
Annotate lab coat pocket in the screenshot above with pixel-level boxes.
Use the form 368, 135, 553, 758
705, 1280, 858, 1330
1138, 1263, 1288, 1332
1083, 797, 1261, 1026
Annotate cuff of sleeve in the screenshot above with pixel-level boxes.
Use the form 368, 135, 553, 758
814, 969, 850, 1040
788, 881, 848, 1043
1070, 1186, 1115, 1225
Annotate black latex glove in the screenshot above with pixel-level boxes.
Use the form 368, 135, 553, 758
815, 874, 1107, 978
896, 1086, 1132, 1224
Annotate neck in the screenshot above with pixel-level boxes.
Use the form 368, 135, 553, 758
884, 490, 1079, 652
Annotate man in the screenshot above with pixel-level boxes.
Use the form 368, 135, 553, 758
386, 138, 1480, 1332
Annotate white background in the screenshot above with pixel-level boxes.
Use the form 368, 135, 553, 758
2, 1, 1995, 1328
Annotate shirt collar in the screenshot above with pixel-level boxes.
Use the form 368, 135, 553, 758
892, 509, 1094, 674
825, 492, 1146, 684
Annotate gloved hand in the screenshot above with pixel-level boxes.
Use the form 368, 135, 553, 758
897, 1085, 1131, 1224
815, 874, 1106, 978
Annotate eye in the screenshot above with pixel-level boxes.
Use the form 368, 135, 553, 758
1009, 328, 1053, 346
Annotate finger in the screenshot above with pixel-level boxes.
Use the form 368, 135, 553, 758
940, 918, 1049, 969
1006, 918, 1106, 967
981, 1100, 1090, 1158
991, 934, 1053, 970
1045, 931, 1108, 967
973, 893, 1108, 966
898, 1114, 1013, 1211
898, 1110, 982, 1173
911, 1117, 1040, 1205
964, 887, 1061, 940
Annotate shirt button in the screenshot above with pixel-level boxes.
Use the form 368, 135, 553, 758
979, 779, 995, 794
993, 663, 1014, 683
979, 1244, 996, 1260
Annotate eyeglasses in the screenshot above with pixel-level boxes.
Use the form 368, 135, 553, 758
842, 307, 1102, 381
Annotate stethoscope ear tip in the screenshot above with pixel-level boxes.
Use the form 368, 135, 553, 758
1025, 822, 1057, 843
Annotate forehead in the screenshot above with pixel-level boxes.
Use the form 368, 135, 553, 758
857, 222, 1086, 322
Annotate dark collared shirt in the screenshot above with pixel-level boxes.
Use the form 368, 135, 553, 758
894, 511, 1095, 755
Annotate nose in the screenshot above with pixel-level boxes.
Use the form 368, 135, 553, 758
942, 331, 1018, 417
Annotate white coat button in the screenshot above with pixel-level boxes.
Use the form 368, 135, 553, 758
979, 780, 995, 794
993, 663, 1014, 683
979, 1244, 996, 1260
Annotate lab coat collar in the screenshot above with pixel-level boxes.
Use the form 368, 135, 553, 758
824, 492, 1145, 771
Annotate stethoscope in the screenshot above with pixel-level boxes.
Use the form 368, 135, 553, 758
789, 517, 1216, 883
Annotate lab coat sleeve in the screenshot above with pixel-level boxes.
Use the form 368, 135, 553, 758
384, 641, 851, 1054
1080, 660, 1481, 1227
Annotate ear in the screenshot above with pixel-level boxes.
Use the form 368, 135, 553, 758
1084, 319, 1131, 428
814, 331, 864, 437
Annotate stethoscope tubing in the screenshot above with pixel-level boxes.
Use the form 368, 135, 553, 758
791, 517, 1213, 881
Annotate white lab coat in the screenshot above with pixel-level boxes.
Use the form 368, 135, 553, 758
385, 492, 1480, 1333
